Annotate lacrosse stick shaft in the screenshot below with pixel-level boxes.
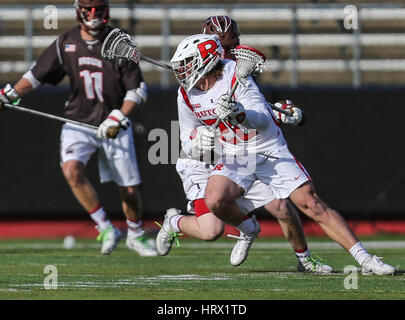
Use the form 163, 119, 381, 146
269, 102, 293, 116
4, 103, 98, 130
213, 80, 239, 128
140, 54, 172, 71
213, 80, 246, 143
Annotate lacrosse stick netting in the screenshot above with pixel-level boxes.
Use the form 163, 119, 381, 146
232, 45, 267, 89
214, 45, 267, 132
102, 28, 140, 63
102, 28, 173, 70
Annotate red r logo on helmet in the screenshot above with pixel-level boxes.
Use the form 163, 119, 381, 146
197, 40, 219, 61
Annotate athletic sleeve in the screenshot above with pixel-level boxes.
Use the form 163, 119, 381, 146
28, 38, 66, 86
119, 60, 147, 104
177, 90, 201, 157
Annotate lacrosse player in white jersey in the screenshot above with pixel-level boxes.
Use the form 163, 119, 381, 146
156, 16, 333, 273
167, 32, 395, 275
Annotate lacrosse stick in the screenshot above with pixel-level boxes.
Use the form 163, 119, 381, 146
269, 102, 293, 116
102, 28, 172, 71
3, 103, 120, 139
213, 45, 266, 143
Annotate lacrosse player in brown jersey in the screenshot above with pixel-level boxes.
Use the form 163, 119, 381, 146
0, 0, 157, 256
157, 17, 395, 275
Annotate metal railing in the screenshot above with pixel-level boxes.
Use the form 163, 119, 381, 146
1, 3, 405, 87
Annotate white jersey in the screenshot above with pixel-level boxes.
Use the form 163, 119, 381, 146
178, 59, 287, 157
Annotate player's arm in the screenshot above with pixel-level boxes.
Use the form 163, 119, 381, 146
95, 99, 135, 139
215, 77, 271, 130
1, 38, 66, 110
1, 73, 40, 110
96, 62, 147, 139
178, 93, 216, 158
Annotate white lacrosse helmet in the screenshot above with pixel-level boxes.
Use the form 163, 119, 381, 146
171, 34, 223, 91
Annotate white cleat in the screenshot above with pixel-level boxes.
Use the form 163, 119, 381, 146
126, 234, 158, 257
297, 255, 334, 274
96, 225, 122, 255
228, 216, 261, 266
361, 255, 396, 275
155, 208, 182, 256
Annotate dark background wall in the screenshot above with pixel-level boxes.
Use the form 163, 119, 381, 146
0, 85, 404, 220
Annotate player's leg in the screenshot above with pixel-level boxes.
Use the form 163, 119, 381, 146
205, 171, 260, 267
156, 159, 225, 255
119, 185, 157, 256
62, 160, 101, 213
60, 124, 121, 255
178, 211, 224, 241
264, 199, 307, 251
290, 181, 358, 250
264, 198, 333, 273
205, 174, 247, 226
99, 126, 157, 256
290, 179, 395, 275
156, 204, 225, 256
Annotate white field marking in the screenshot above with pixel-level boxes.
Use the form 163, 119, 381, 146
0, 288, 31, 292
1, 240, 405, 250
0, 243, 100, 249
10, 274, 232, 289
138, 274, 231, 281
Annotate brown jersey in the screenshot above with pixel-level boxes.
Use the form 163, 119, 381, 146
30, 26, 144, 126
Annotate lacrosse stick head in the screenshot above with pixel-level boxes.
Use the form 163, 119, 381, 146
171, 34, 223, 92
101, 28, 140, 63
75, 0, 110, 36
231, 45, 267, 84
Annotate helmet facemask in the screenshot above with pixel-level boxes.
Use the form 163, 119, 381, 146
171, 35, 223, 91
75, 0, 109, 36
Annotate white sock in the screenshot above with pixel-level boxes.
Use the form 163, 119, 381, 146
237, 217, 257, 235
295, 249, 311, 262
127, 219, 144, 238
89, 206, 111, 230
349, 241, 370, 266
169, 214, 184, 233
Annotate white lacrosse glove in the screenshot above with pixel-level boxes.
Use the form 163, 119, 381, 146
190, 126, 217, 155
215, 94, 246, 126
0, 83, 20, 110
96, 109, 130, 139
274, 100, 303, 126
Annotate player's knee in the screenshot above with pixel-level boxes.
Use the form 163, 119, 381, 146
205, 194, 228, 215
265, 199, 290, 220
120, 186, 138, 199
201, 228, 224, 241
303, 196, 329, 221
62, 162, 85, 186
201, 223, 224, 241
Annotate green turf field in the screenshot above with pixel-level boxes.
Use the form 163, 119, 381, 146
0, 235, 404, 300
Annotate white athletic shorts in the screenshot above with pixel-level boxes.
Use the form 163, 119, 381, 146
60, 123, 141, 187
176, 158, 275, 214
209, 144, 311, 199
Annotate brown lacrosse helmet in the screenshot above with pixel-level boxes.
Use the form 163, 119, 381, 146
74, 0, 110, 35
202, 16, 240, 59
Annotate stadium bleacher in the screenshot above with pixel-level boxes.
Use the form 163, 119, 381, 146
1, 1, 405, 87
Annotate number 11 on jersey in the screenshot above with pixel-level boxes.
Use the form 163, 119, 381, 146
80, 70, 104, 102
